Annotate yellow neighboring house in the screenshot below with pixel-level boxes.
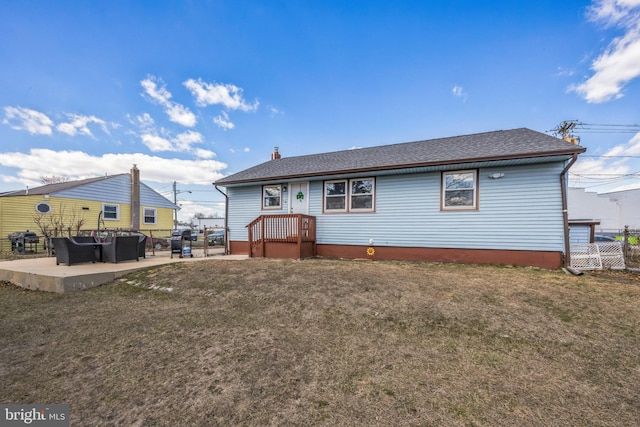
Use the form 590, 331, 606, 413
0, 165, 177, 252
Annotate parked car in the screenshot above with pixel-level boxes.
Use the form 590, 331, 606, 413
207, 230, 225, 246
119, 231, 170, 250
594, 235, 617, 242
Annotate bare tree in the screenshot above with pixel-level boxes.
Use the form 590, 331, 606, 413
33, 203, 86, 255
39, 175, 70, 185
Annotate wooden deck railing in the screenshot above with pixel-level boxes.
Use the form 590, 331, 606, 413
247, 214, 316, 258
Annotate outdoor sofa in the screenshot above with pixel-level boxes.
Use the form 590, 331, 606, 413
101, 235, 140, 263
52, 235, 142, 265
52, 237, 97, 266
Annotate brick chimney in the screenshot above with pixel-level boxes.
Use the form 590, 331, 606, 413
130, 164, 140, 230
271, 147, 281, 160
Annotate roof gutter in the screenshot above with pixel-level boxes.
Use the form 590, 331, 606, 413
560, 153, 579, 269
214, 184, 229, 255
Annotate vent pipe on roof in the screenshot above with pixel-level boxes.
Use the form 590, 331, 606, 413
271, 147, 281, 160
130, 164, 140, 231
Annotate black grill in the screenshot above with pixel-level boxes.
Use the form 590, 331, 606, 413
8, 231, 40, 253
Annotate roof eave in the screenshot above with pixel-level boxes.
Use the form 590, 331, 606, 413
214, 148, 585, 186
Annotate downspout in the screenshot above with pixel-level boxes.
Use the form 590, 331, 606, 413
214, 184, 229, 255
560, 153, 579, 269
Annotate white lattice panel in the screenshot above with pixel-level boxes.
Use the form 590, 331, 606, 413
570, 242, 625, 271
597, 242, 626, 270
571, 244, 602, 270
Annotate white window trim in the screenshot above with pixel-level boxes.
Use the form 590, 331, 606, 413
324, 178, 375, 213
102, 203, 120, 220
441, 170, 478, 210
262, 184, 282, 210
143, 207, 157, 225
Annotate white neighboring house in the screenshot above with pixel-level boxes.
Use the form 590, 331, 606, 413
568, 187, 640, 231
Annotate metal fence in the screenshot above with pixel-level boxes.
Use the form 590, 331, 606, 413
1, 226, 226, 255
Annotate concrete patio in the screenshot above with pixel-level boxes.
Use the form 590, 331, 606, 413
0, 248, 248, 293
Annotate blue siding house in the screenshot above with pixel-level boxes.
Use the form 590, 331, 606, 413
214, 128, 585, 269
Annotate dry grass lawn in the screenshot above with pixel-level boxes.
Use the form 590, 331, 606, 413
1, 258, 640, 426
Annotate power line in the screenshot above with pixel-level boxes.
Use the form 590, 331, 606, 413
581, 155, 640, 158
550, 120, 640, 138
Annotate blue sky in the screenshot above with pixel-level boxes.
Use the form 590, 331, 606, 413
1, 0, 640, 221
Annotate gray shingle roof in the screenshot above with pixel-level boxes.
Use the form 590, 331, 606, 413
215, 128, 585, 185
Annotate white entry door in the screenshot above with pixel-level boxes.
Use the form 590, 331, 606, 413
289, 182, 309, 215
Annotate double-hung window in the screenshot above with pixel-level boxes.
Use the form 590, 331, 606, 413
324, 180, 347, 212
350, 179, 374, 210
324, 178, 375, 213
102, 203, 120, 220
441, 170, 478, 210
262, 185, 282, 209
143, 207, 157, 225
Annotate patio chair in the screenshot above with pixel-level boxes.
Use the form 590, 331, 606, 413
102, 236, 140, 263
137, 234, 147, 259
52, 237, 97, 266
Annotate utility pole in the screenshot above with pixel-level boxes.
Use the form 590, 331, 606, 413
173, 181, 177, 228
552, 120, 580, 143
172, 181, 191, 229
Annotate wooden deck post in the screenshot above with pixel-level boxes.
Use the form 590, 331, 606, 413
297, 214, 302, 257
260, 215, 265, 257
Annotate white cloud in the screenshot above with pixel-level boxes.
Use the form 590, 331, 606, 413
139, 129, 204, 153
135, 113, 155, 128
569, 131, 640, 187
0, 148, 227, 187
141, 134, 174, 152
243, 147, 250, 153
570, 0, 640, 102
140, 77, 172, 104
166, 103, 197, 127
56, 113, 108, 137
588, 0, 640, 26
184, 78, 259, 111
141, 75, 197, 127
213, 111, 234, 130
569, 156, 631, 183
603, 131, 640, 156
174, 130, 203, 151
2, 106, 54, 135
452, 85, 468, 102
194, 148, 216, 159
268, 106, 283, 117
